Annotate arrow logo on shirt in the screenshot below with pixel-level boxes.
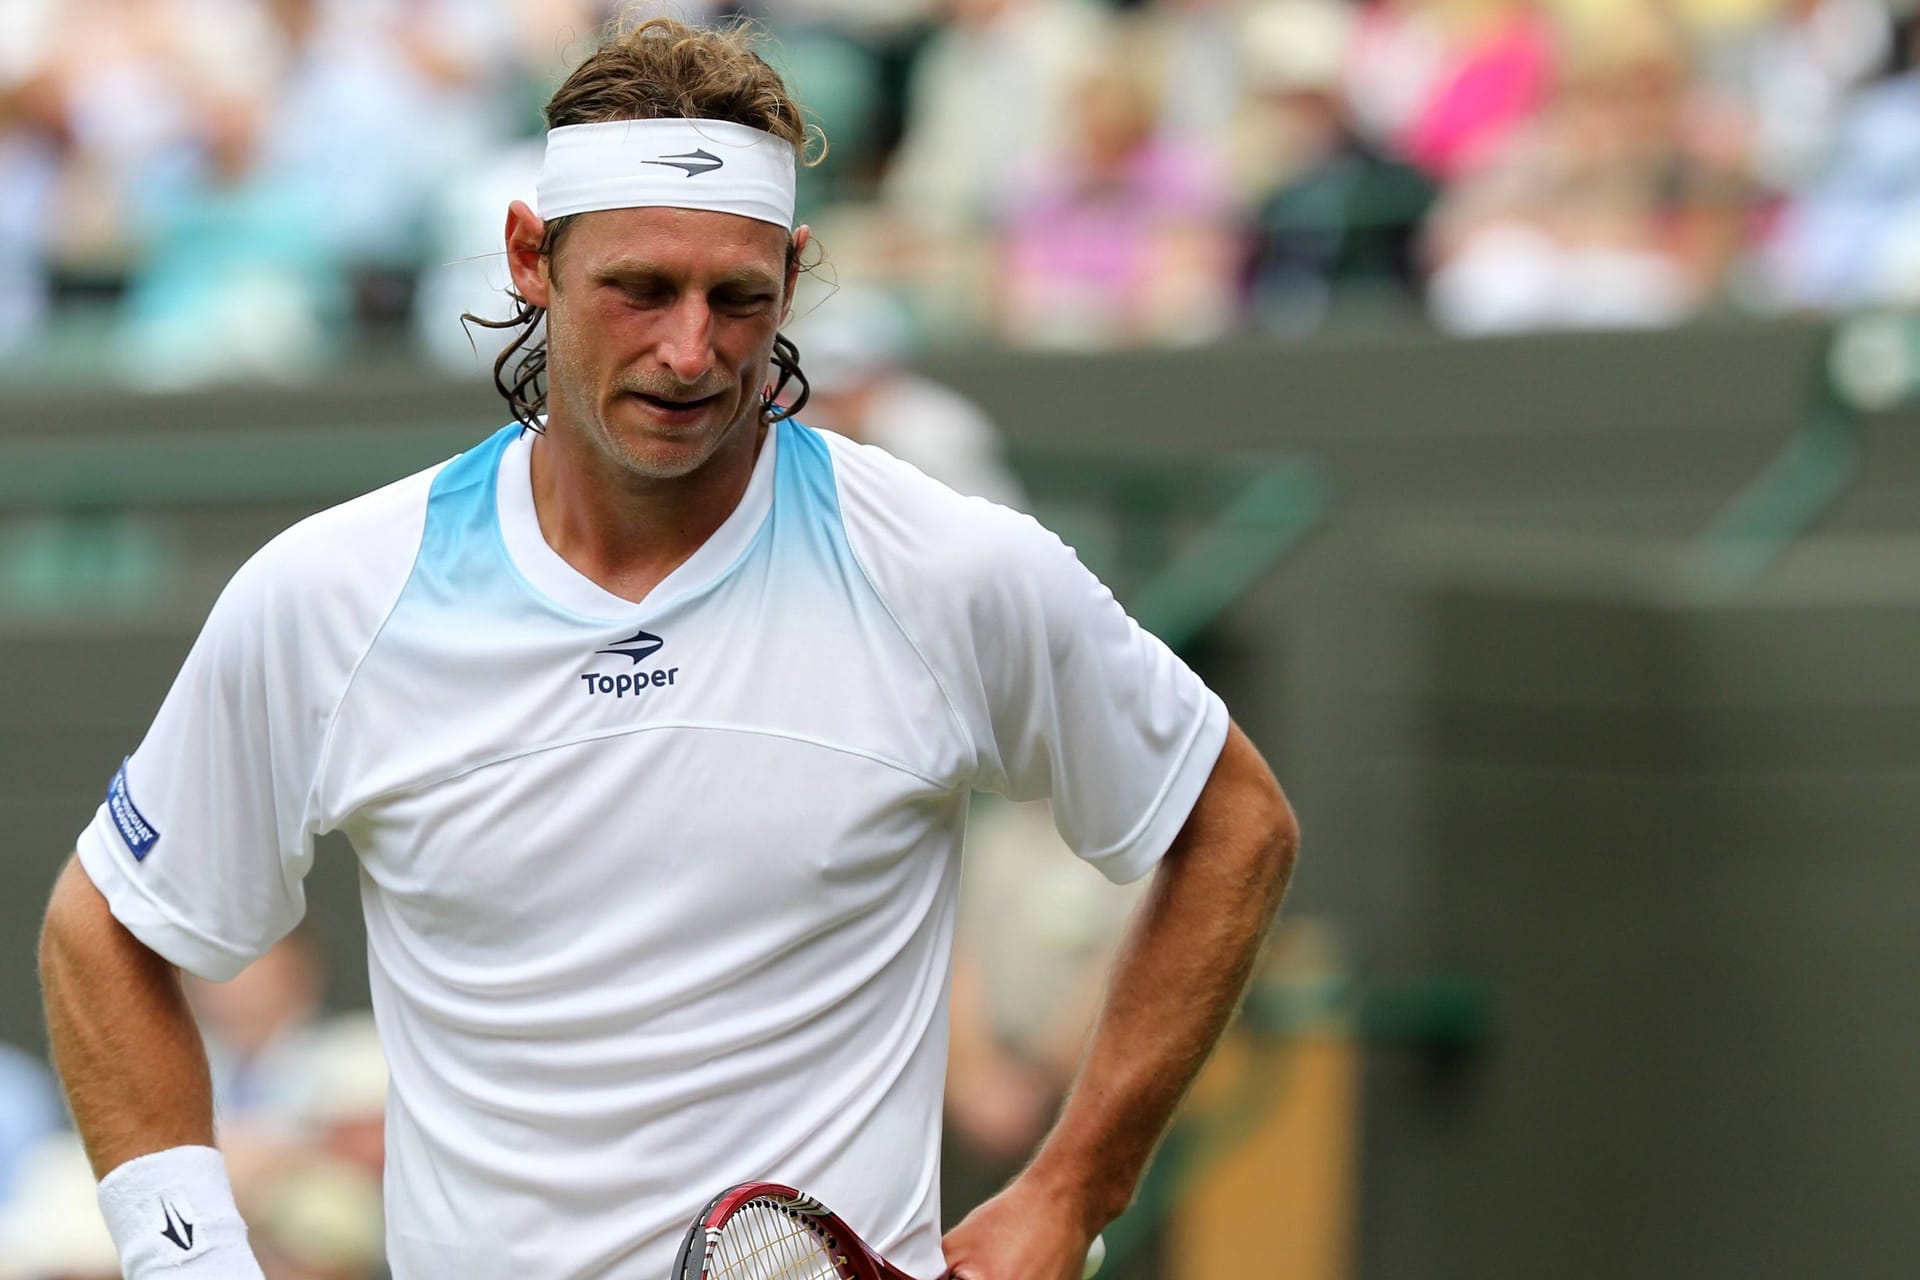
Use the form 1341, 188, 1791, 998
159, 1199, 195, 1251
597, 629, 665, 664
643, 149, 723, 177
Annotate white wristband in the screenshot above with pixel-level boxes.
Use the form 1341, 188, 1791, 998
97, 1146, 266, 1277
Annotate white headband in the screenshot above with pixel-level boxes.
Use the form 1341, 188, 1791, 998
536, 119, 796, 229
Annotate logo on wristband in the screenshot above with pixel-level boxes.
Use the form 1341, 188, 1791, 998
158, 1196, 196, 1251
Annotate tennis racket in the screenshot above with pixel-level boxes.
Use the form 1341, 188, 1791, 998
673, 1182, 1107, 1280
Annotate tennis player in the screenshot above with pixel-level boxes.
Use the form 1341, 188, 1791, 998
38, 17, 1298, 1280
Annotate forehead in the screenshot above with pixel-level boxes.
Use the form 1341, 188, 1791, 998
557, 205, 790, 283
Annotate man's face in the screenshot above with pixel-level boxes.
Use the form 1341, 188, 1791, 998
508, 203, 804, 481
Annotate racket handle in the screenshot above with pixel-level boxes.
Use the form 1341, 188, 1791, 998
1083, 1234, 1107, 1278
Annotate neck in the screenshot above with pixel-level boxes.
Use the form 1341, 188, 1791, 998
527, 412, 768, 605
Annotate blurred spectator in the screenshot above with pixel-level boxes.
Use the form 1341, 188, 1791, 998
186, 929, 329, 1131
1703, 0, 1893, 190
284, 1014, 389, 1183
247, 1016, 389, 1280
256, 0, 523, 272
1345, 0, 1448, 155
1763, 17, 1920, 310
882, 0, 1107, 233
1425, 4, 1752, 333
943, 798, 1148, 1220
997, 52, 1237, 347
113, 90, 346, 389
0, 0, 63, 355
39, 1, 210, 273
1126, 0, 1246, 146
1236, 0, 1437, 334
0, 1137, 119, 1280
1352, 0, 1557, 180
251, 1157, 386, 1280
0, 1045, 63, 1209
787, 286, 1028, 507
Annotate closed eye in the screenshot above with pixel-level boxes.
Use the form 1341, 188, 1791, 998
714, 290, 776, 315
617, 283, 671, 308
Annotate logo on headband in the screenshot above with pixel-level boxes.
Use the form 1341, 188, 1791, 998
644, 149, 723, 177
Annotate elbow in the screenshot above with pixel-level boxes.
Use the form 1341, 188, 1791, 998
1202, 721, 1299, 916
1267, 786, 1300, 869
1256, 784, 1300, 916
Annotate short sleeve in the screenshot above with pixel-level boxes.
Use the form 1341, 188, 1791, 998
75, 549, 327, 979
73, 469, 434, 981
963, 512, 1229, 883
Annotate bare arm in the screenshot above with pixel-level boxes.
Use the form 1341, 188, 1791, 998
941, 720, 1299, 1279
40, 855, 216, 1178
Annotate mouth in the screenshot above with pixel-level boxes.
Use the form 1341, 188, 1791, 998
625, 389, 727, 426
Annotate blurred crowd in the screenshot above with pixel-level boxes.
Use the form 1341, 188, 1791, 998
3, 0, 1919, 382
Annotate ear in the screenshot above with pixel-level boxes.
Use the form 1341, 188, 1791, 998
782, 225, 811, 322
505, 200, 553, 309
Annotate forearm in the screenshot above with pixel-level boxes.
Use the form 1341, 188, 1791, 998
1025, 726, 1297, 1229
40, 855, 216, 1178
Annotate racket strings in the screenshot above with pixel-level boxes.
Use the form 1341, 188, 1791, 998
708, 1200, 848, 1280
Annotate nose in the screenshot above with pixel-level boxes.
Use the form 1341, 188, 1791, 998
657, 294, 715, 386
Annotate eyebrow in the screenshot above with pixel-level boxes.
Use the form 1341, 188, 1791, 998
594, 261, 782, 292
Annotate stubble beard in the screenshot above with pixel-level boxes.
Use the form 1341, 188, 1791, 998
545, 329, 758, 485
599, 395, 748, 483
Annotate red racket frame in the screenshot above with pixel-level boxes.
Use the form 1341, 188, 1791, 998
674, 1182, 922, 1280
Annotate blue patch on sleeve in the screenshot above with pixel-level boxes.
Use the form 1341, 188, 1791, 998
106, 760, 159, 861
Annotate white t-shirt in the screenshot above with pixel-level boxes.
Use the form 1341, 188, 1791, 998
76, 419, 1229, 1280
